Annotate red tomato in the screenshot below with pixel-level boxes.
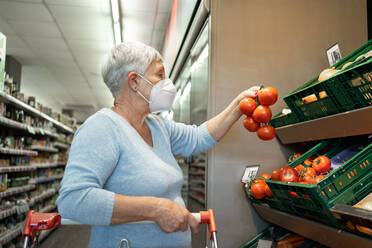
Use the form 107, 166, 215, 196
289, 191, 299, 197
301, 174, 315, 184
280, 166, 299, 183
239, 97, 257, 116
312, 175, 326, 184
312, 156, 331, 173
302, 167, 316, 177
260, 173, 271, 179
298, 181, 309, 184
250, 181, 266, 199
271, 169, 282, 181
257, 125, 276, 141
264, 184, 274, 197
243, 116, 260, 132
258, 87, 278, 106
253, 178, 265, 184
304, 156, 317, 166
252, 105, 272, 123
295, 164, 305, 173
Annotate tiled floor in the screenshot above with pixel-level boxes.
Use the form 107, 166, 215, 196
40, 225, 91, 248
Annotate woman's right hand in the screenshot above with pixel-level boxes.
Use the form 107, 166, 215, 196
152, 198, 199, 234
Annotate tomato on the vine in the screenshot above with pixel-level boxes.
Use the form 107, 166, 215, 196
295, 164, 305, 173
252, 105, 272, 123
258, 87, 278, 106
271, 169, 282, 181
264, 184, 274, 198
243, 116, 260, 132
250, 181, 266, 199
260, 173, 271, 179
239, 97, 257, 116
312, 156, 331, 173
312, 175, 326, 184
257, 125, 276, 141
280, 166, 299, 183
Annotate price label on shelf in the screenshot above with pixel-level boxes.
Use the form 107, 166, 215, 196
241, 165, 260, 184
27, 126, 36, 134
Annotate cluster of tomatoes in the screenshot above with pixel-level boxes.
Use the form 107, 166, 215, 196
250, 154, 332, 199
239, 87, 278, 141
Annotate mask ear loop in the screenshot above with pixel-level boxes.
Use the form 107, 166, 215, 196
135, 74, 152, 103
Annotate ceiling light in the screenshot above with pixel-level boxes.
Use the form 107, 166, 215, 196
110, 0, 122, 46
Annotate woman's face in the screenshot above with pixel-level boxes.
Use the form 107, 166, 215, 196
137, 59, 166, 100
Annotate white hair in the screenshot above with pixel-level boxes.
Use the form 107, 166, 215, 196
101, 41, 162, 97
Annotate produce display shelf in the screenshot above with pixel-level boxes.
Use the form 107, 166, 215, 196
30, 189, 57, 206
0, 222, 24, 245
0, 206, 17, 221
252, 203, 372, 248
189, 187, 205, 194
0, 91, 74, 134
0, 165, 37, 173
276, 105, 372, 144
39, 204, 57, 213
0, 185, 35, 198
189, 193, 205, 205
0, 148, 38, 156
53, 142, 69, 150
30, 175, 63, 184
30, 145, 58, 153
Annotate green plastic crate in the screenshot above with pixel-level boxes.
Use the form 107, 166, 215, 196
284, 39, 372, 122
266, 140, 372, 227
269, 112, 300, 128
241, 227, 272, 248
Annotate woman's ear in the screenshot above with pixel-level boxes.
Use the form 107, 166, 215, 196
127, 72, 139, 92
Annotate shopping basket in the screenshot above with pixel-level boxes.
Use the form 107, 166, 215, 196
22, 209, 218, 248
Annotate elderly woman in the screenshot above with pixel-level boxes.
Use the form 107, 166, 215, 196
56, 41, 259, 248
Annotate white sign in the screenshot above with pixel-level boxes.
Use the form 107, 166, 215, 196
241, 165, 260, 184
326, 43, 342, 66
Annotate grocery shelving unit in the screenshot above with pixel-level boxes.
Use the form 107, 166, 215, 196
276, 106, 372, 144
0, 89, 73, 246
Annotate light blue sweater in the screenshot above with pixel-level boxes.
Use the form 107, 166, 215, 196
56, 108, 217, 248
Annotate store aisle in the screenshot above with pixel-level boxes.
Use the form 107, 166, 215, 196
40, 226, 91, 248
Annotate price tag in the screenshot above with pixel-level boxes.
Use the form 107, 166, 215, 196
257, 239, 273, 248
241, 165, 260, 184
27, 126, 36, 134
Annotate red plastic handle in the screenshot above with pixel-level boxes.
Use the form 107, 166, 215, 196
199, 209, 217, 240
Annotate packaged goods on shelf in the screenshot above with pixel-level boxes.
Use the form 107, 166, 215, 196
0, 32, 5, 91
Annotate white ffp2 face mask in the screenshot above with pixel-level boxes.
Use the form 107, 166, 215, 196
136, 74, 177, 113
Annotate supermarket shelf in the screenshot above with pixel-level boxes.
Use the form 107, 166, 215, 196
0, 148, 38, 156
30, 175, 63, 184
0, 206, 17, 221
30, 145, 58, 153
276, 106, 372, 144
30, 189, 58, 206
57, 162, 67, 167
0, 165, 37, 173
0, 116, 59, 139
188, 193, 205, 205
190, 164, 206, 169
252, 203, 372, 248
0, 185, 35, 198
189, 180, 205, 185
189, 171, 205, 176
53, 142, 69, 150
39, 204, 57, 213
0, 91, 74, 134
189, 187, 205, 194
0, 222, 24, 245
35, 163, 59, 169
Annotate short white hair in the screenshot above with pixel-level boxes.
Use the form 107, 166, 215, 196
101, 41, 162, 97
